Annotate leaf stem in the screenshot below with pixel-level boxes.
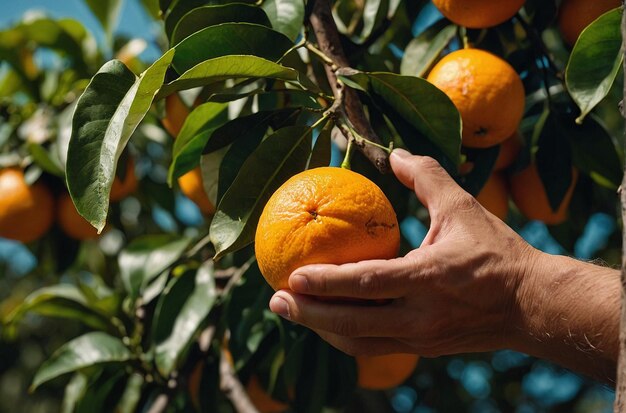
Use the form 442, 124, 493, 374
341, 138, 354, 169
305, 41, 338, 70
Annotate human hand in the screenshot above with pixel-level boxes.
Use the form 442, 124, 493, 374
268, 148, 541, 358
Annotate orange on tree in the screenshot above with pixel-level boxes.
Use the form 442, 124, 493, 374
178, 167, 215, 215
476, 173, 509, 221
255, 167, 400, 291
494, 132, 522, 171
510, 164, 578, 225
162, 93, 190, 138
110, 157, 139, 202
431, 0, 525, 29
427, 49, 525, 149
57, 192, 100, 240
0, 168, 54, 243
246, 376, 289, 413
356, 354, 419, 390
558, 0, 620, 46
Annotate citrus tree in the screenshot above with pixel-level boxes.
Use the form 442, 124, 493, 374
1, 0, 624, 412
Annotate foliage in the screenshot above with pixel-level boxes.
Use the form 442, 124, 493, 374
0, 0, 622, 412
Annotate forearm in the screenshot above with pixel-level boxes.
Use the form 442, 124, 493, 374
512, 252, 620, 383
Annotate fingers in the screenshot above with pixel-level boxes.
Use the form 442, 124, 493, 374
315, 330, 415, 357
269, 291, 410, 338
287, 257, 419, 299
390, 149, 470, 213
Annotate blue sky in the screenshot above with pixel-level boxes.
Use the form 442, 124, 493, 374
1, 0, 162, 60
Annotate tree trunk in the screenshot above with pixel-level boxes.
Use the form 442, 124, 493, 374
614, 2, 626, 411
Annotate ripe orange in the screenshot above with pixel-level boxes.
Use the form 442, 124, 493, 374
110, 157, 139, 202
427, 49, 525, 149
494, 133, 522, 171
162, 93, 189, 138
432, 0, 525, 29
178, 167, 215, 215
558, 0, 620, 46
57, 193, 100, 240
0, 168, 54, 243
255, 167, 400, 291
356, 354, 419, 390
246, 376, 289, 413
475, 173, 509, 221
510, 164, 578, 225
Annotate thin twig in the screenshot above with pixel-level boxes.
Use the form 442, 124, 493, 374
309, 0, 391, 173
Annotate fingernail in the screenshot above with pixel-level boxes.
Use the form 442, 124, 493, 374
391, 148, 411, 159
270, 296, 290, 319
290, 274, 309, 292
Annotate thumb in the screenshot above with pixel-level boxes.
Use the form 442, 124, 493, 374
389, 149, 464, 211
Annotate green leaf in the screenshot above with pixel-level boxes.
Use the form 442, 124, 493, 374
308, 125, 331, 169
536, 112, 573, 212
118, 234, 191, 300
85, 0, 122, 44
340, 70, 462, 165
400, 23, 457, 77
565, 8, 623, 124
172, 23, 293, 74
116, 374, 144, 413
67, 50, 174, 232
28, 143, 64, 177
168, 102, 229, 185
356, 0, 387, 43
158, 55, 301, 98
565, 114, 622, 189
61, 373, 88, 413
5, 285, 113, 332
140, 0, 161, 19
74, 368, 126, 413
262, 0, 305, 42
155, 262, 217, 376
210, 125, 314, 258
31, 332, 132, 391
171, 4, 272, 45
164, 0, 212, 39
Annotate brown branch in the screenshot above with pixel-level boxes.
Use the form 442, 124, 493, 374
220, 352, 259, 413
615, 1, 626, 411
309, 0, 391, 174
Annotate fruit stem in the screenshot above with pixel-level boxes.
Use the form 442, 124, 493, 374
305, 41, 338, 71
341, 138, 354, 169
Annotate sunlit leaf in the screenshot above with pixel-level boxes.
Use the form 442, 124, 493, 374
67, 50, 174, 232
565, 8, 623, 124
172, 23, 293, 74
157, 55, 301, 98
118, 234, 191, 300
154, 262, 217, 376
340, 70, 462, 165
31, 332, 131, 391
401, 23, 457, 77
171, 4, 271, 45
262, 0, 305, 41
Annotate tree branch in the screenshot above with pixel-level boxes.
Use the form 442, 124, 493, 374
614, 1, 626, 411
309, 0, 391, 173
220, 353, 260, 413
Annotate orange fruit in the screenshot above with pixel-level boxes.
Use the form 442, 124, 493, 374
0, 168, 54, 243
57, 193, 100, 240
558, 0, 620, 46
178, 167, 215, 215
494, 133, 522, 171
255, 167, 400, 291
356, 354, 419, 390
427, 49, 525, 149
510, 164, 578, 225
162, 93, 189, 138
110, 158, 139, 202
246, 376, 289, 413
475, 173, 509, 221
432, 0, 525, 28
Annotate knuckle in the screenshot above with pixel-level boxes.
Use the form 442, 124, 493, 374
356, 270, 382, 296
454, 192, 479, 212
417, 156, 441, 171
